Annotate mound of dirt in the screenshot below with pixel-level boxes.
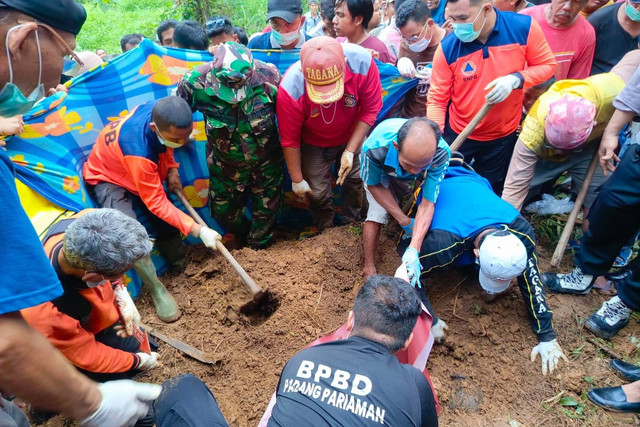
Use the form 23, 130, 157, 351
42, 226, 640, 426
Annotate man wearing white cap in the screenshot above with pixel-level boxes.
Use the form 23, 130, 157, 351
398, 161, 567, 374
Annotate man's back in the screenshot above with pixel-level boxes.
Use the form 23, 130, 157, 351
269, 336, 437, 426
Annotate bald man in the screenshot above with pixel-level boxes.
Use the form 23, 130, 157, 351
360, 118, 450, 283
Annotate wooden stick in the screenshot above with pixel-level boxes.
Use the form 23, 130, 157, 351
173, 189, 264, 298
449, 102, 493, 152
587, 337, 624, 360
550, 151, 599, 267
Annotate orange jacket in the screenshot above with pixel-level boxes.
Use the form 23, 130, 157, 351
427, 9, 556, 141
21, 212, 140, 373
82, 102, 195, 236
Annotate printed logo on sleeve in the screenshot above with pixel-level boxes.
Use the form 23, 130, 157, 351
344, 94, 356, 108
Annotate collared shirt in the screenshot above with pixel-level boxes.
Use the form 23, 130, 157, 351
277, 43, 383, 149
360, 118, 450, 203
427, 8, 556, 141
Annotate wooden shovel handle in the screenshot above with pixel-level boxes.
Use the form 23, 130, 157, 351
173, 189, 264, 297
449, 102, 493, 153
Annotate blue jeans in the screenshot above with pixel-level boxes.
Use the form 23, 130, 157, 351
155, 374, 228, 427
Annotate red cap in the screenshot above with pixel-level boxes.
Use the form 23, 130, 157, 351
300, 37, 345, 105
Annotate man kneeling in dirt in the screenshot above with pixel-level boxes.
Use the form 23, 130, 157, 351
267, 275, 438, 426
21, 209, 160, 382
398, 159, 568, 375
360, 117, 450, 282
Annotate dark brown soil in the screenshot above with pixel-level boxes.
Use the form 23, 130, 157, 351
40, 226, 640, 426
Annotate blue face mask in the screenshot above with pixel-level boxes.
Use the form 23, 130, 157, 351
452, 7, 486, 43
626, 2, 640, 21
0, 24, 45, 118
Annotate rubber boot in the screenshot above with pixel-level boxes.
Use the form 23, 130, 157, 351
134, 255, 181, 323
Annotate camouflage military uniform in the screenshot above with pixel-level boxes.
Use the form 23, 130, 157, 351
177, 42, 283, 248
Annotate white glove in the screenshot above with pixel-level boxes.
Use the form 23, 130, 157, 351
292, 179, 313, 198
136, 352, 160, 371
484, 74, 521, 104
199, 226, 221, 250
397, 57, 417, 78
530, 339, 568, 375
431, 319, 448, 344
415, 67, 432, 85
81, 380, 162, 427
336, 150, 354, 186
113, 283, 140, 337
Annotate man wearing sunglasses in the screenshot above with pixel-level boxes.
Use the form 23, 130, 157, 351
397, 160, 566, 375
83, 96, 223, 323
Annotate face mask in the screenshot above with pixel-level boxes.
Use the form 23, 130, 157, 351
272, 23, 301, 46
407, 25, 433, 52
626, 2, 640, 21
155, 129, 184, 148
0, 24, 45, 117
452, 7, 486, 43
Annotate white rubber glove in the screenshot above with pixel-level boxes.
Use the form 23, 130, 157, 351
397, 57, 417, 78
530, 339, 568, 375
81, 380, 162, 427
336, 150, 354, 186
484, 74, 521, 104
415, 67, 432, 85
136, 352, 160, 371
113, 283, 140, 337
199, 226, 221, 250
431, 319, 448, 343
292, 180, 313, 198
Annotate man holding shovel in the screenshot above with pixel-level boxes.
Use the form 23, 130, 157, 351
83, 96, 222, 322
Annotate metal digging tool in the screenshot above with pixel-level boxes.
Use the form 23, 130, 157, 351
173, 189, 269, 313
449, 102, 493, 152
141, 323, 215, 364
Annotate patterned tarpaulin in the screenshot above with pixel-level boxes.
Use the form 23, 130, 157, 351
7, 39, 416, 296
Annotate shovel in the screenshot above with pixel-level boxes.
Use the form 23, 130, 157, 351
173, 189, 269, 313
449, 102, 493, 152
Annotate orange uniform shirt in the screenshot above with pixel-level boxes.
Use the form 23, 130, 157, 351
83, 102, 195, 236
427, 9, 556, 141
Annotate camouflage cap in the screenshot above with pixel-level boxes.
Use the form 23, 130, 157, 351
211, 42, 255, 103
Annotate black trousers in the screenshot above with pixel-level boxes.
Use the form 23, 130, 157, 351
443, 122, 518, 195
576, 146, 640, 311
154, 374, 228, 427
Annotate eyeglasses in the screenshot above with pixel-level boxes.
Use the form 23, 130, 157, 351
17, 20, 84, 67
402, 22, 428, 44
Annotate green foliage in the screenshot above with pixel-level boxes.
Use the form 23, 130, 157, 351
77, 0, 174, 54
76, 0, 269, 55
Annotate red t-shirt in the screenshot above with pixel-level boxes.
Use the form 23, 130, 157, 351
277, 43, 383, 149
521, 5, 596, 80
